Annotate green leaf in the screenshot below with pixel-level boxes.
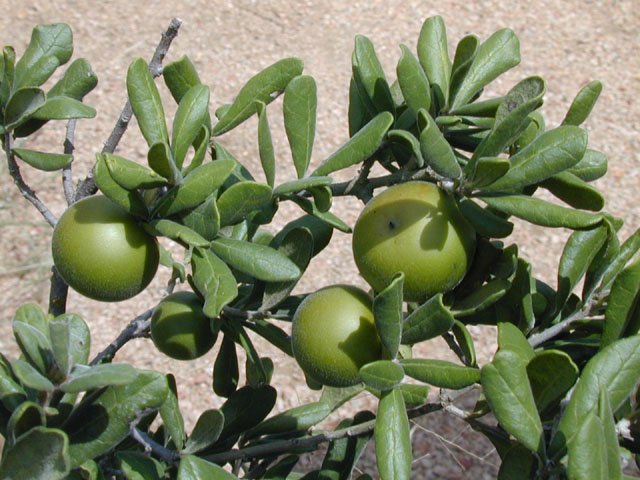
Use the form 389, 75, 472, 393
481, 350, 544, 455
401, 358, 480, 389
601, 259, 640, 347
387, 129, 424, 167
497, 445, 537, 480
213, 334, 239, 397
153, 159, 236, 217
48, 58, 98, 100
12, 359, 54, 391
217, 385, 277, 444
598, 388, 623, 480
477, 193, 603, 229
0, 427, 70, 480
1, 46, 16, 107
163, 55, 203, 104
14, 23, 72, 86
550, 336, 640, 459
450, 96, 504, 117
273, 176, 332, 196
285, 193, 351, 233
284, 75, 316, 178
191, 247, 238, 318
471, 76, 545, 160
484, 126, 587, 191
172, 84, 210, 170
66, 370, 168, 468
33, 96, 96, 120
568, 149, 608, 182
183, 409, 224, 454
541, 171, 605, 211
352, 35, 394, 115
262, 227, 313, 311
401, 294, 454, 344
7, 401, 45, 445
449, 34, 479, 102
396, 44, 430, 115
417, 109, 461, 178
210, 237, 301, 282
450, 28, 520, 110
311, 111, 393, 176
462, 156, 510, 190
451, 320, 477, 367
12, 320, 53, 375
246, 401, 331, 439
360, 360, 404, 391
457, 197, 513, 238
600, 228, 640, 293
117, 451, 165, 480
348, 76, 375, 136
179, 194, 220, 241
127, 58, 168, 147
562, 80, 603, 126
0, 364, 27, 411
48, 314, 90, 377
375, 388, 411, 480
150, 219, 208, 247
417, 16, 450, 112
159, 373, 185, 451
213, 58, 304, 135
497, 322, 534, 361
12, 148, 72, 172
4, 87, 46, 128
178, 455, 238, 479
104, 153, 169, 190
567, 412, 609, 480
453, 279, 511, 316
95, 154, 148, 218
60, 364, 137, 393
147, 141, 181, 184
527, 349, 578, 415
217, 181, 273, 226
374, 273, 404, 359
251, 100, 277, 187
271, 215, 334, 259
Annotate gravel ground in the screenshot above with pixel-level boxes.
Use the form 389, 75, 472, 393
0, 1, 638, 478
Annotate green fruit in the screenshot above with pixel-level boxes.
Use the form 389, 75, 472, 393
151, 291, 217, 360
291, 285, 382, 387
352, 181, 476, 303
52, 195, 159, 302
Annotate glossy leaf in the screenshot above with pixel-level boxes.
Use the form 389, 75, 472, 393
320, 384, 366, 412
217, 181, 273, 226
457, 197, 514, 238
450, 28, 520, 110
172, 84, 210, 170
213, 57, 304, 135
147, 141, 181, 184
150, 219, 209, 247
477, 194, 603, 229
284, 75, 317, 178
352, 35, 394, 114
401, 358, 480, 389
246, 401, 331, 439
360, 360, 404, 391
178, 455, 237, 480
567, 412, 609, 480
191, 247, 238, 318
163, 55, 203, 103
210, 237, 301, 282
568, 149, 608, 182
32, 96, 95, 120
159, 374, 185, 451
348, 76, 375, 136
601, 259, 640, 348
5, 87, 46, 128
497, 322, 534, 361
600, 228, 640, 293
401, 294, 454, 344
48, 314, 90, 377
94, 154, 148, 218
375, 388, 411, 480
0, 427, 70, 480
497, 445, 537, 480
273, 176, 332, 196
449, 34, 479, 101
213, 334, 239, 397
550, 335, 640, 459
60, 363, 137, 393
12, 148, 72, 172
374, 273, 404, 359
14, 23, 72, 86
153, 159, 236, 217
562, 80, 603, 126
66, 370, 168, 468
104, 153, 168, 190
481, 350, 544, 455
48, 58, 98, 100
117, 452, 165, 480
271, 214, 334, 258
417, 16, 450, 112
255, 101, 276, 186
396, 44, 430, 115
417, 109, 461, 178
126, 58, 169, 147
179, 194, 220, 241
599, 388, 623, 480
218, 385, 277, 443
311, 111, 393, 176
541, 171, 605, 211
527, 349, 578, 414
453, 278, 511, 316
183, 409, 224, 454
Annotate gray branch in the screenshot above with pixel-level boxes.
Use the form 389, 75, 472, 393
62, 119, 77, 204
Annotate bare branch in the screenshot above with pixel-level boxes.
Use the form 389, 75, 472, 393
62, 119, 77, 204
130, 408, 180, 464
3, 133, 58, 227
48, 267, 69, 316
74, 17, 183, 202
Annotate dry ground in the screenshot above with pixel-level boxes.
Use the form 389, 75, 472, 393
0, 1, 638, 478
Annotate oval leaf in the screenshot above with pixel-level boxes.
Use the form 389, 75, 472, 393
418, 109, 461, 178
527, 349, 578, 415
178, 455, 237, 480
396, 44, 430, 115
401, 294, 454, 344
217, 181, 273, 227
360, 360, 404, 391
402, 358, 480, 389
183, 409, 225, 454
12, 148, 72, 172
246, 401, 331, 439
172, 84, 210, 170
191, 247, 238, 318
126, 58, 168, 147
0, 427, 70, 480
601, 259, 640, 348
284, 75, 317, 178
417, 16, 450, 112
255, 100, 276, 187
60, 363, 137, 393
104, 153, 169, 190
352, 35, 394, 114
375, 388, 412, 480
562, 80, 603, 127
374, 273, 404, 359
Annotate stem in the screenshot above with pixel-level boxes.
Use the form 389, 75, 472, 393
130, 408, 179, 464
3, 133, 57, 227
48, 267, 69, 316
62, 119, 77, 204
528, 296, 600, 347
74, 17, 183, 201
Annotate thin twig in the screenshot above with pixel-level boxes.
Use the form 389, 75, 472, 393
528, 296, 599, 347
62, 119, 77, 204
3, 133, 58, 227
130, 408, 180, 464
48, 267, 69, 316
74, 17, 183, 202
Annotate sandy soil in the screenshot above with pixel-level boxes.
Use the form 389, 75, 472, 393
0, 1, 638, 478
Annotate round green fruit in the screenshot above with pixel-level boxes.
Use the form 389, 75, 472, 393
291, 285, 382, 387
352, 181, 476, 303
151, 291, 217, 360
52, 195, 159, 302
